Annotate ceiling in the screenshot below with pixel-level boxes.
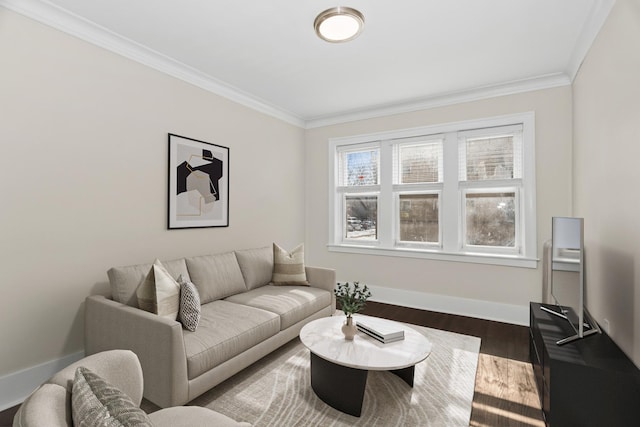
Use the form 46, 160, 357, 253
2, 0, 614, 127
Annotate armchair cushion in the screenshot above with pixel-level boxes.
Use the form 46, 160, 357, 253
149, 406, 251, 427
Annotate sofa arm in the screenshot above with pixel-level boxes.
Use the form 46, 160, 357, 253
84, 295, 188, 408
305, 266, 336, 313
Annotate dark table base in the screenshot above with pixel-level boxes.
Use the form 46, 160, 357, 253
309, 352, 415, 417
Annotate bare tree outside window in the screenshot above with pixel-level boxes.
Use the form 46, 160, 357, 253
465, 192, 515, 247
399, 194, 439, 242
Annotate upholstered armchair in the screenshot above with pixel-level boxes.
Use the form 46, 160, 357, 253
13, 349, 250, 427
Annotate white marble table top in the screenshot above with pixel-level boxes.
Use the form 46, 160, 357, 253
299, 314, 432, 371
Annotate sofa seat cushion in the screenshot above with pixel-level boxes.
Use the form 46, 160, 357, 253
225, 285, 331, 330
183, 300, 280, 380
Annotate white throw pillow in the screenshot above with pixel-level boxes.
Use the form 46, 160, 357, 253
136, 259, 180, 320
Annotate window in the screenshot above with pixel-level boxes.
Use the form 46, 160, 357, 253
337, 145, 379, 242
328, 113, 537, 268
393, 137, 443, 248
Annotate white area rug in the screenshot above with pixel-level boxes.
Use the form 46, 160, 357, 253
189, 323, 481, 426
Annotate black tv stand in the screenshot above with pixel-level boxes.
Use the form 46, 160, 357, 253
530, 303, 640, 426
539, 305, 600, 345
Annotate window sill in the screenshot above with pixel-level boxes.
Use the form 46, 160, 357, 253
327, 244, 538, 268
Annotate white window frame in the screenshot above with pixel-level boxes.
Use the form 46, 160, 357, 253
327, 112, 537, 268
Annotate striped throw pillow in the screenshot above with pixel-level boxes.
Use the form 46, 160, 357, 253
71, 367, 152, 427
272, 243, 309, 286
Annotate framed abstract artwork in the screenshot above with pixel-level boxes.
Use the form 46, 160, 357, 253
168, 133, 229, 229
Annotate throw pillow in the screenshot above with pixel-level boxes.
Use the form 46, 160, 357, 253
271, 243, 309, 286
136, 259, 180, 320
177, 274, 201, 332
71, 367, 152, 427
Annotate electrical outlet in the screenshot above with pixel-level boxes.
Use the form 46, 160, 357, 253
603, 318, 610, 334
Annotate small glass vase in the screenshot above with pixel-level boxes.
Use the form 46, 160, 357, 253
341, 315, 357, 340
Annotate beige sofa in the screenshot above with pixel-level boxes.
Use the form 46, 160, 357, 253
85, 246, 335, 408
13, 349, 249, 427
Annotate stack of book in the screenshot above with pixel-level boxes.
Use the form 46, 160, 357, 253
356, 318, 405, 343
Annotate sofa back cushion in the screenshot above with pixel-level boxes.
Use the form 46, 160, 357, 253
107, 259, 190, 307
185, 252, 247, 304
235, 247, 273, 290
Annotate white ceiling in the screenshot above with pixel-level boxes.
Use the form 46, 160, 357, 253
2, 0, 614, 127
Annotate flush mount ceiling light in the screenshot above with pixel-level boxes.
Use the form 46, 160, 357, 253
314, 7, 365, 43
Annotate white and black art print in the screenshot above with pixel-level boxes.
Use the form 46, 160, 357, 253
168, 134, 229, 229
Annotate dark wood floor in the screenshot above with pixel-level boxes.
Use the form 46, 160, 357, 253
0, 301, 544, 427
362, 301, 545, 427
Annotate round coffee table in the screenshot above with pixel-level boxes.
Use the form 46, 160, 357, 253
299, 314, 432, 417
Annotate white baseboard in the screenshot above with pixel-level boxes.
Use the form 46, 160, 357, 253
367, 285, 529, 326
0, 351, 84, 412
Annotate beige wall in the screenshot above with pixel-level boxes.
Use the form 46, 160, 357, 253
305, 87, 573, 312
0, 11, 305, 376
573, 0, 640, 366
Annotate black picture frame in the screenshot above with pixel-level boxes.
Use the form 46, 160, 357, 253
168, 133, 229, 229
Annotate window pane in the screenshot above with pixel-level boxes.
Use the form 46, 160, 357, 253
399, 143, 441, 183
465, 136, 514, 181
466, 192, 515, 247
399, 194, 439, 243
345, 195, 377, 240
341, 149, 379, 186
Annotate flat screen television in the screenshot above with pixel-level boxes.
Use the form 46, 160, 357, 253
541, 217, 601, 345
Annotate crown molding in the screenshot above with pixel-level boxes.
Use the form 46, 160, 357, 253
305, 73, 571, 129
0, 0, 306, 128
1, 0, 613, 130
566, 0, 616, 81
